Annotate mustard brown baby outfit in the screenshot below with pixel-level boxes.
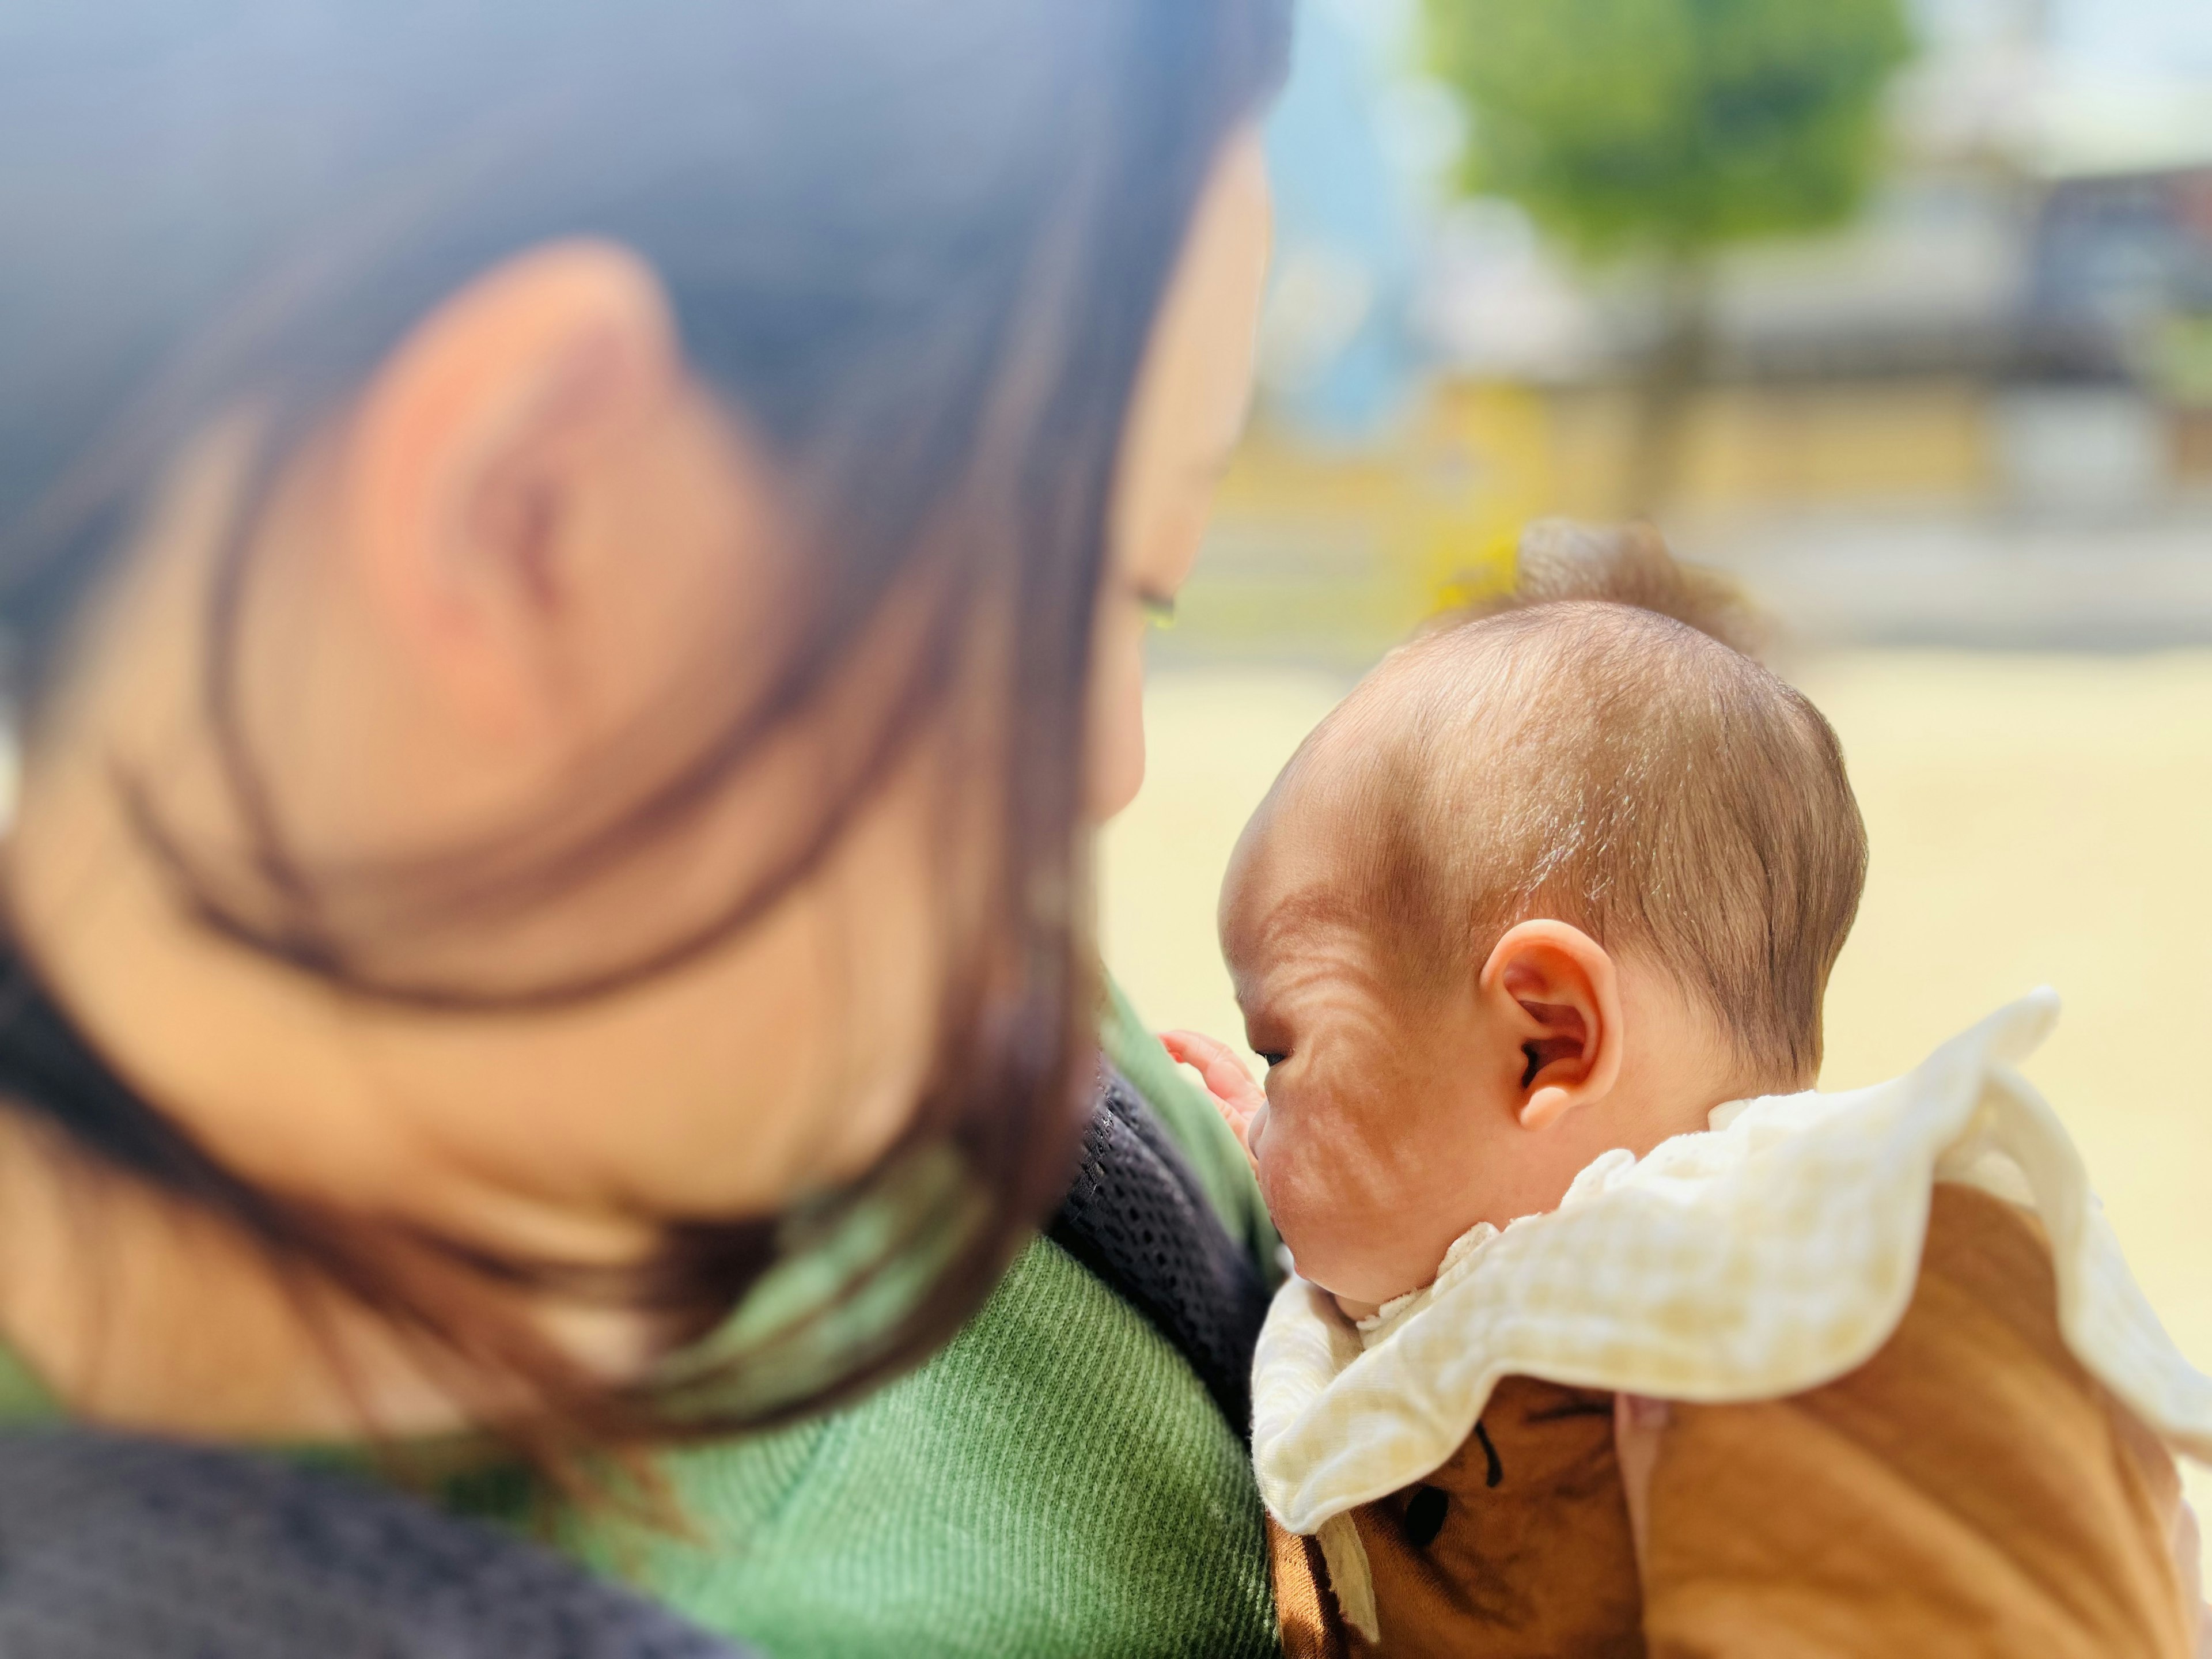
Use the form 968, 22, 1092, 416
1260, 994, 2212, 1657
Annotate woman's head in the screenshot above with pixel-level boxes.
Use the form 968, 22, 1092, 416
0, 1, 1283, 1442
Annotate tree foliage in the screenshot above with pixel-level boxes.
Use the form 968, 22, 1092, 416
1426, 0, 1913, 260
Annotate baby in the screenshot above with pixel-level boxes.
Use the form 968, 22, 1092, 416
1165, 523, 2212, 1657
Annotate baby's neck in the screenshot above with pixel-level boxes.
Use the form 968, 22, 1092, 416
1330, 1077, 1749, 1327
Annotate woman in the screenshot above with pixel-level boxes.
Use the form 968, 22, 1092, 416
0, 2, 1290, 1652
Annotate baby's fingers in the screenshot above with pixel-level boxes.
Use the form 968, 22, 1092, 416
1160, 1029, 1265, 1112
1160, 1029, 1265, 1168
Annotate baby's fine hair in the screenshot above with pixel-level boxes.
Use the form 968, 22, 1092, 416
1315, 520, 1866, 1089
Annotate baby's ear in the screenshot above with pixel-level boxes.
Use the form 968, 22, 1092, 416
1479, 920, 1624, 1131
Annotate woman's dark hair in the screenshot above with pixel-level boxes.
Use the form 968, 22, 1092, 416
0, 0, 1289, 1463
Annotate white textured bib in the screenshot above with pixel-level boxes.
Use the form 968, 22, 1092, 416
1253, 990, 2212, 1543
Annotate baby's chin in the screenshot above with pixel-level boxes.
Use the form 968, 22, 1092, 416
1256, 1156, 1413, 1305
1271, 1182, 1469, 1309
1270, 1213, 1420, 1310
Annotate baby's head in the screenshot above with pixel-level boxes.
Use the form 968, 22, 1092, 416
1218, 524, 1868, 1304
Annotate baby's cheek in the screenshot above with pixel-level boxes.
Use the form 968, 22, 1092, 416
1249, 1117, 1297, 1229
1253, 1127, 1334, 1272
1256, 1131, 1411, 1301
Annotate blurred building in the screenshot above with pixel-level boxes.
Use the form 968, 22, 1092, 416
1174, 0, 2212, 665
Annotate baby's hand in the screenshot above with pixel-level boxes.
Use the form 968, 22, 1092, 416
1159, 1029, 1265, 1179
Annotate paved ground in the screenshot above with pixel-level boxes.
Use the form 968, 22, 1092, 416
1101, 652, 2212, 1551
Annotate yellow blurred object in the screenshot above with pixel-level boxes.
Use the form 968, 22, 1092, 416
1184, 385, 1540, 664
1180, 373, 2016, 666
1404, 382, 1549, 614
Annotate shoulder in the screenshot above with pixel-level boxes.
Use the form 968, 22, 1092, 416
532, 984, 1286, 1655
562, 1235, 1277, 1656
1644, 1184, 2198, 1657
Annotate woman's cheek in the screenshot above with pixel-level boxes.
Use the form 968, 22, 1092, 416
1084, 614, 1146, 820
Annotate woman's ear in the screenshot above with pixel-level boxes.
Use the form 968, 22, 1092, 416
1477, 919, 1625, 1132
340, 238, 681, 740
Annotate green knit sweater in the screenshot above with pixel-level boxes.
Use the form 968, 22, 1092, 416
0, 984, 1282, 1658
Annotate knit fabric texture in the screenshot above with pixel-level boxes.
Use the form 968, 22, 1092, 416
0, 1426, 747, 1659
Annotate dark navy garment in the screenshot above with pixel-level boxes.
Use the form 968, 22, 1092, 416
0, 1427, 750, 1659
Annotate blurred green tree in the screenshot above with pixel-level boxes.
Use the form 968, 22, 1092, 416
1426, 0, 1913, 512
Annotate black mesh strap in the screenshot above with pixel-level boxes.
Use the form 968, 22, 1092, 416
0, 1427, 749, 1659
1047, 1067, 1271, 1435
